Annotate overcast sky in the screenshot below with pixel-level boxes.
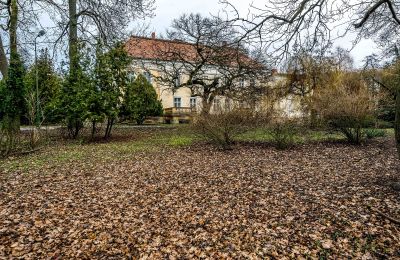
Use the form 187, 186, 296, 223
146, 0, 377, 67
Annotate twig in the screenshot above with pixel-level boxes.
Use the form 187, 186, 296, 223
372, 249, 389, 258
369, 206, 400, 225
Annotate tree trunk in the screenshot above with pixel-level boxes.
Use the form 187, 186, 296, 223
201, 92, 214, 114
104, 119, 110, 139
104, 118, 115, 139
0, 0, 21, 155
0, 35, 8, 77
201, 101, 212, 114
91, 121, 96, 139
68, 0, 78, 78
73, 121, 80, 139
395, 86, 400, 158
10, 0, 18, 56
8, 0, 19, 131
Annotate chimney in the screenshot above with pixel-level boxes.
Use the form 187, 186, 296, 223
151, 32, 156, 39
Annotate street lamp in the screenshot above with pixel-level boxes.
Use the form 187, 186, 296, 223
35, 30, 46, 126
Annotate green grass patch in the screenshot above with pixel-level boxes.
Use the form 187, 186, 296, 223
0, 125, 394, 174
237, 128, 346, 144
167, 135, 195, 147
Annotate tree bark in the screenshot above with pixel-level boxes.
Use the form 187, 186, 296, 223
0, 35, 8, 77
68, 0, 78, 78
104, 117, 115, 139
91, 121, 96, 139
2, 0, 21, 153
202, 100, 212, 114
395, 86, 400, 158
10, 0, 18, 56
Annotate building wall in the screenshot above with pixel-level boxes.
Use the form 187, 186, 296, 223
130, 59, 304, 118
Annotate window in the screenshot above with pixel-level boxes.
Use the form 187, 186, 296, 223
213, 98, 221, 111
239, 78, 245, 88
174, 97, 181, 108
190, 97, 197, 108
175, 73, 180, 86
144, 71, 152, 83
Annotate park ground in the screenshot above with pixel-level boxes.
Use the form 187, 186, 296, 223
0, 126, 399, 258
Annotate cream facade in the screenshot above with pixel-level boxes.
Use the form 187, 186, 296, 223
128, 57, 304, 124
130, 61, 304, 120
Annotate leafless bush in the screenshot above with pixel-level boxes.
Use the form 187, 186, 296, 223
25, 90, 44, 149
192, 107, 272, 149
270, 119, 298, 149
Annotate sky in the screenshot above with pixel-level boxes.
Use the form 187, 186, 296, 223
146, 0, 378, 68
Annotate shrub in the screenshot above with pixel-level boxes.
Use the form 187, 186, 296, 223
271, 120, 298, 149
192, 108, 270, 149
376, 86, 395, 126
120, 74, 163, 125
312, 72, 375, 144
375, 119, 394, 129
364, 128, 386, 139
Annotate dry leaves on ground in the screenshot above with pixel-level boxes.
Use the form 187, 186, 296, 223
0, 138, 399, 258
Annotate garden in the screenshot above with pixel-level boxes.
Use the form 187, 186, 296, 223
0, 125, 399, 258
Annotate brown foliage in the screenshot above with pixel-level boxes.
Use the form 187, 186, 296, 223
0, 138, 399, 258
192, 108, 271, 149
312, 72, 376, 144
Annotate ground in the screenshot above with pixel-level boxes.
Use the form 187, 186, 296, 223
0, 127, 399, 258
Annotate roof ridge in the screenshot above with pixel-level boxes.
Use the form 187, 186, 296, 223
128, 35, 195, 46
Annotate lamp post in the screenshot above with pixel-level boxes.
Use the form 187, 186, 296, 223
34, 30, 46, 126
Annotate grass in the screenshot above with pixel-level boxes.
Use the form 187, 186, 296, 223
237, 128, 345, 143
0, 124, 394, 173
0, 125, 197, 173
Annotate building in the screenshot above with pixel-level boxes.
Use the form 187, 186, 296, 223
124, 33, 301, 123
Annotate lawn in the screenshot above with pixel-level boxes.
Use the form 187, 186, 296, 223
0, 126, 399, 258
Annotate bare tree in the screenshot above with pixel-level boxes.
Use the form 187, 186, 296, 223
33, 0, 155, 77
140, 13, 271, 114
0, 0, 40, 78
223, 0, 400, 158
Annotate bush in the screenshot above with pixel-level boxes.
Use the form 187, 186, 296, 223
312, 72, 375, 144
120, 74, 163, 125
376, 92, 395, 125
271, 120, 298, 149
364, 128, 386, 139
375, 119, 394, 129
192, 108, 270, 149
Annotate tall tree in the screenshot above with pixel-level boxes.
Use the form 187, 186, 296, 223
0, 0, 44, 78
224, 0, 400, 157
95, 43, 132, 138
37, 0, 155, 77
144, 13, 270, 114
24, 49, 62, 123
0, 0, 25, 155
284, 47, 354, 125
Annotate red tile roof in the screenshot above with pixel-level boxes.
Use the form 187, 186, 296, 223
125, 36, 200, 62
124, 36, 262, 68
